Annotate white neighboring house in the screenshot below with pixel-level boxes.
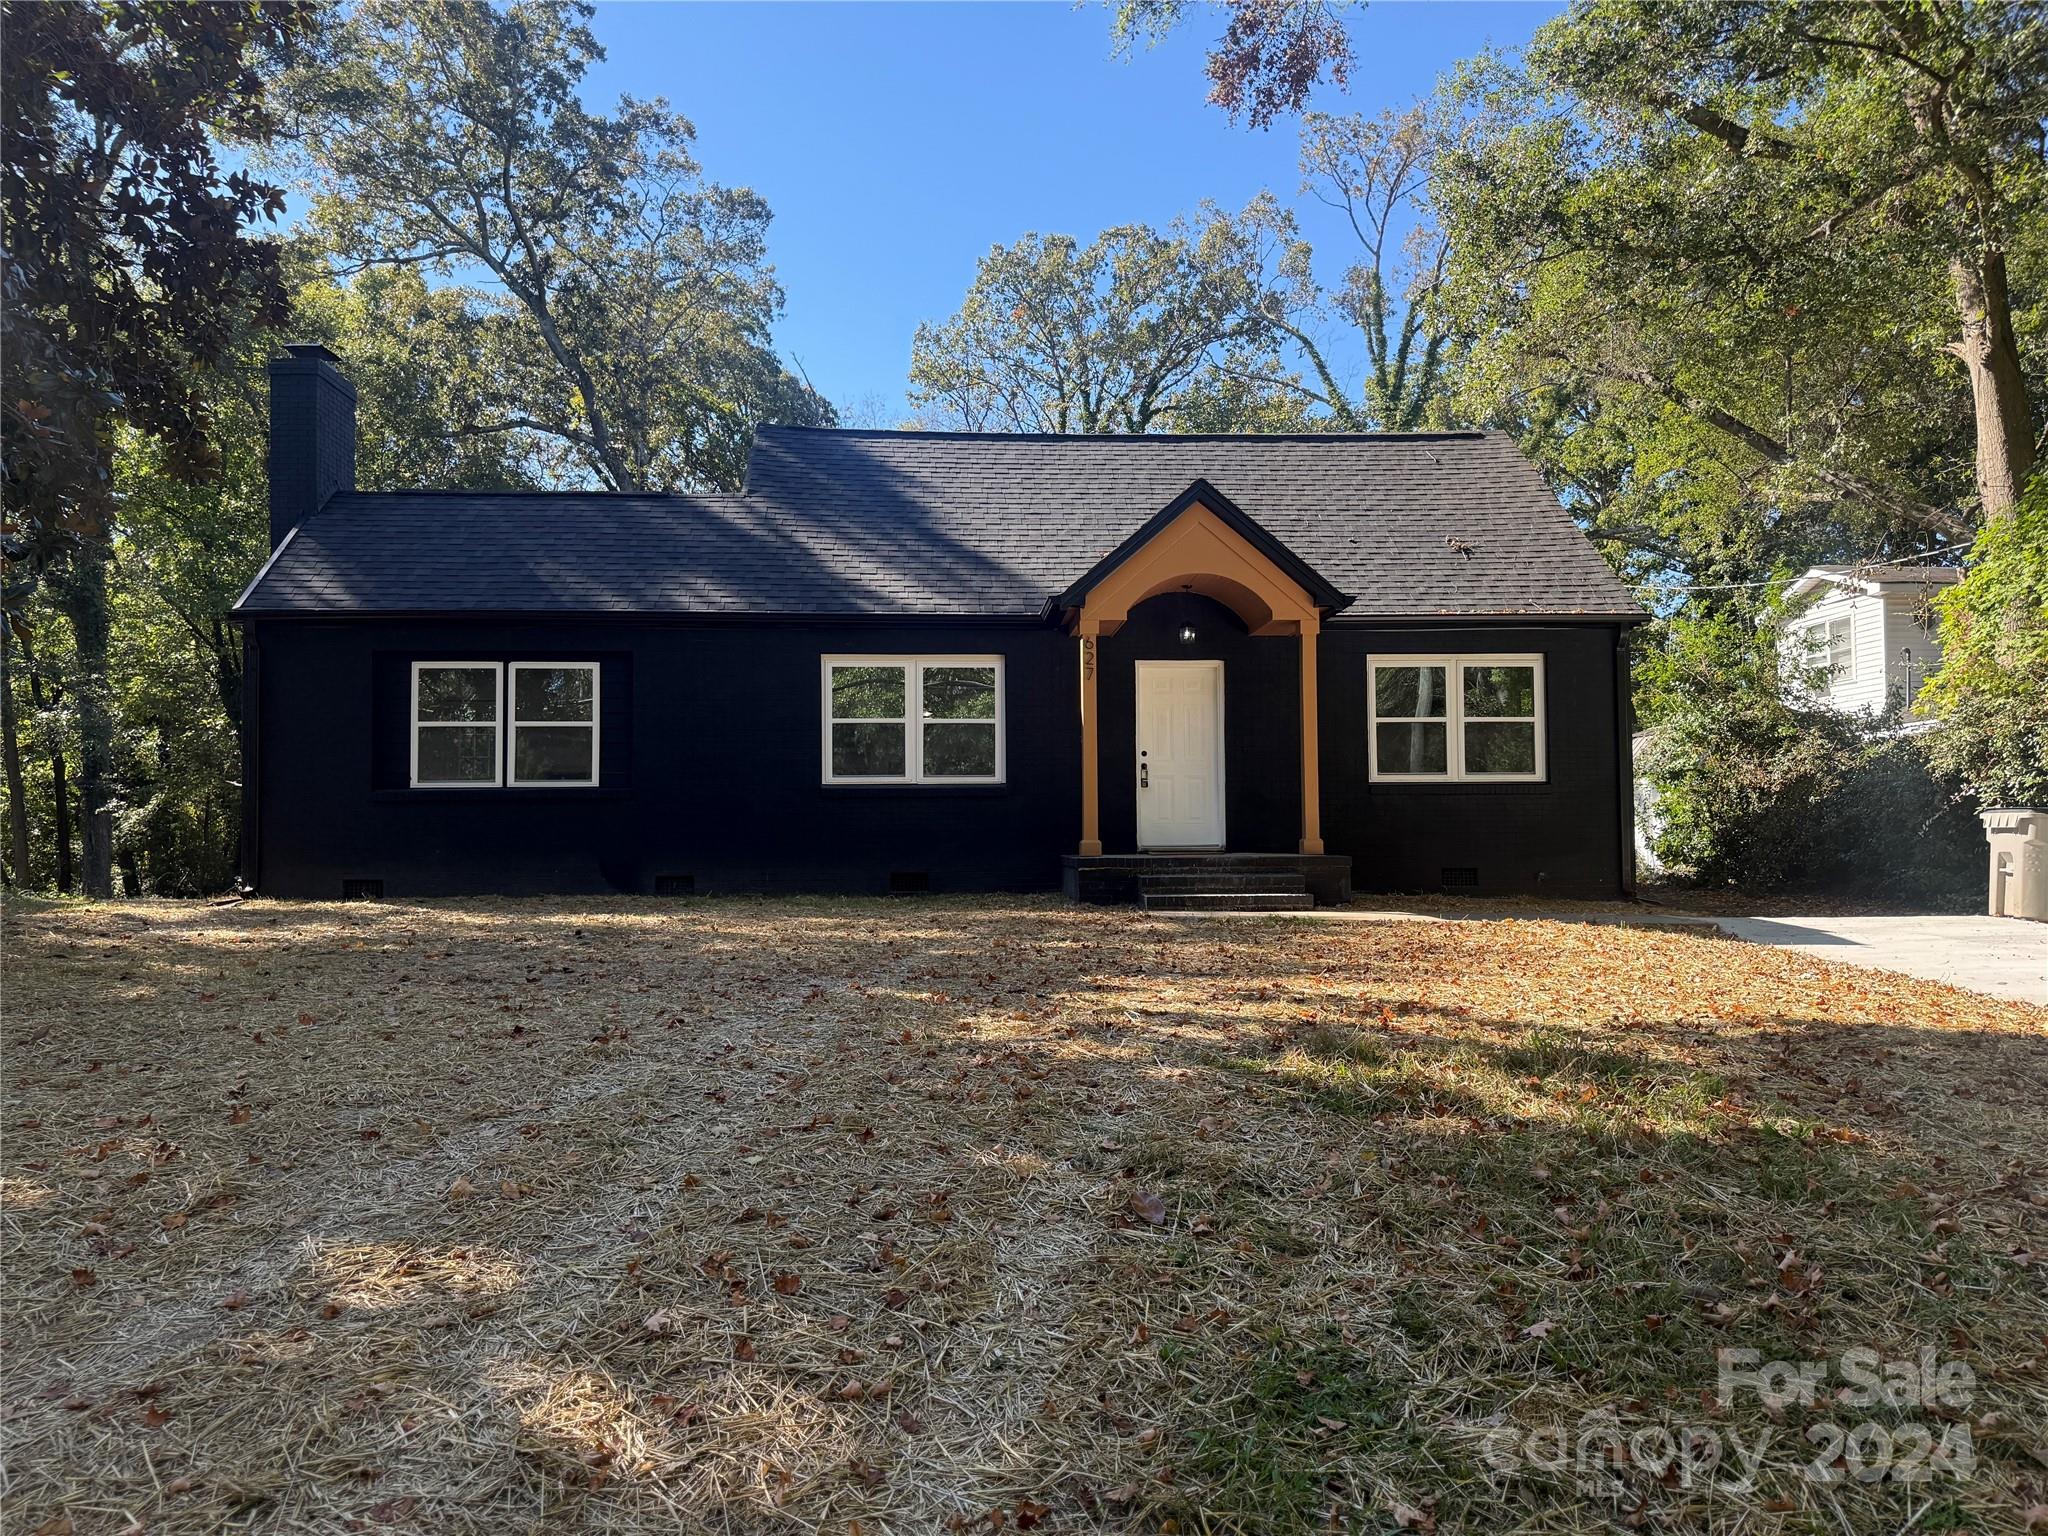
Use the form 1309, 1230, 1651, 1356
1779, 564, 1962, 718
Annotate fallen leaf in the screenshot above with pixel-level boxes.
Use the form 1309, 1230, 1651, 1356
446, 1175, 474, 1202
1129, 1191, 1167, 1226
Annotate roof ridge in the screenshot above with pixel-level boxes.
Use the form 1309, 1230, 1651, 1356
755, 425, 1494, 444
328, 488, 746, 500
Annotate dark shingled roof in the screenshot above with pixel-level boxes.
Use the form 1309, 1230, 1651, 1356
236, 427, 1643, 621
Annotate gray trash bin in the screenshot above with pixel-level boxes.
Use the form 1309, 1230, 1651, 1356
1981, 808, 2047, 920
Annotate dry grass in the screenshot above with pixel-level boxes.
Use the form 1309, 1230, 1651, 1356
2, 895, 2043, 1535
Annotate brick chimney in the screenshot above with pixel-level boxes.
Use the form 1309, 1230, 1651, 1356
266, 343, 356, 547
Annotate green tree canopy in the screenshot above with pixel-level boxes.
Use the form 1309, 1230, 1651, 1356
1435, 0, 2047, 582
1, 0, 309, 592
288, 263, 540, 492
908, 198, 1314, 433
276, 0, 829, 493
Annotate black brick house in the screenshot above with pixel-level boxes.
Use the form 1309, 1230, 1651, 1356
234, 345, 1645, 906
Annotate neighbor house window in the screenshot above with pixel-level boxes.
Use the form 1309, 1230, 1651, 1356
510, 662, 598, 786
1814, 616, 1854, 678
411, 663, 503, 787
822, 656, 1003, 784
1368, 655, 1544, 782
410, 660, 600, 788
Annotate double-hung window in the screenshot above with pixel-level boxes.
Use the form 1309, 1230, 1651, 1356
822, 656, 1003, 784
412, 663, 503, 787
1368, 654, 1544, 782
410, 661, 599, 788
509, 663, 598, 785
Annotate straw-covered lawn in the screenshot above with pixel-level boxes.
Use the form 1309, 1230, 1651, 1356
3, 897, 2044, 1535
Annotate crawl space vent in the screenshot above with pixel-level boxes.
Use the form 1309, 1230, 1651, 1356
653, 874, 695, 896
341, 878, 385, 901
888, 870, 932, 895
1439, 867, 1479, 890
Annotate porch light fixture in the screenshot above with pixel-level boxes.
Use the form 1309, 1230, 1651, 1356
1178, 623, 1198, 646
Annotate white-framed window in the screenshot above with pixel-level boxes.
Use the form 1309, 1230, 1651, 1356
509, 662, 599, 786
410, 660, 600, 788
1368, 654, 1545, 783
411, 662, 503, 787
821, 656, 1004, 784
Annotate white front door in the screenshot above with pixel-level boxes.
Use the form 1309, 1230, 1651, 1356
1136, 661, 1224, 849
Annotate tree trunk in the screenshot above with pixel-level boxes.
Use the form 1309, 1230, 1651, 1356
0, 625, 31, 887
50, 745, 73, 895
1949, 249, 2036, 521
17, 630, 74, 894
55, 549, 117, 897
210, 618, 242, 733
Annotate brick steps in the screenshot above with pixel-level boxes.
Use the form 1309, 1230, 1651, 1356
1063, 852, 1352, 908
1137, 872, 1307, 894
1137, 868, 1316, 912
1141, 890, 1318, 913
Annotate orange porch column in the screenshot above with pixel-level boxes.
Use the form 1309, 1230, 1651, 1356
1298, 619, 1324, 855
1078, 624, 1103, 857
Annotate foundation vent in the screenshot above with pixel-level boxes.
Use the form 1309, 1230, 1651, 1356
341, 878, 385, 900
653, 874, 696, 896
888, 870, 932, 895
1439, 867, 1479, 890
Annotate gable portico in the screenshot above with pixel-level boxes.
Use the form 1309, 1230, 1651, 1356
1057, 481, 1350, 859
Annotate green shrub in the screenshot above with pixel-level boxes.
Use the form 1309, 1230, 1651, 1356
1639, 608, 1981, 902
1917, 483, 2048, 809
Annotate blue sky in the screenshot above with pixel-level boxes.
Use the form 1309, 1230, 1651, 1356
545, 3, 1558, 418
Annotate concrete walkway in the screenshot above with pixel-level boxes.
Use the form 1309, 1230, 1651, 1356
1170, 905, 2048, 1005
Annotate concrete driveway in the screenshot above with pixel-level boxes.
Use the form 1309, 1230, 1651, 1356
1698, 913, 2046, 1005
1201, 905, 2048, 1005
